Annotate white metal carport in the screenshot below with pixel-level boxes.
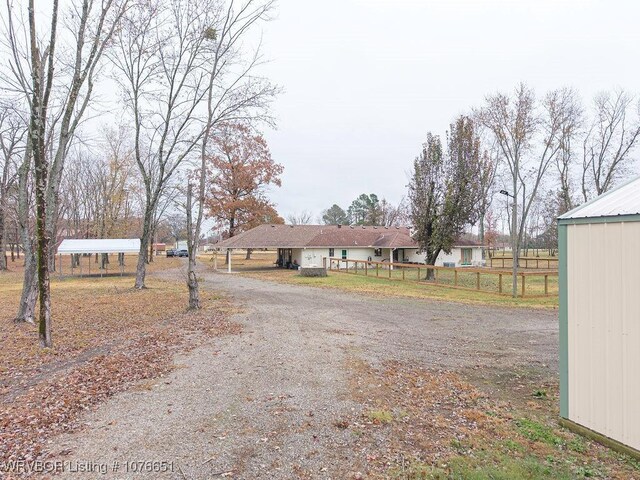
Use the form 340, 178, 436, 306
57, 239, 141, 276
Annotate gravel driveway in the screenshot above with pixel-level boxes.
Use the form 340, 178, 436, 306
52, 269, 558, 479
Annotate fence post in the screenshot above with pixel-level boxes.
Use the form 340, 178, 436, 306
376, 263, 379, 277
498, 273, 502, 293
544, 274, 548, 296
417, 267, 420, 281
521, 274, 526, 297
435, 268, 438, 284
388, 264, 391, 278
402, 268, 405, 281
454, 269, 458, 286
476, 272, 480, 290
365, 262, 368, 276
355, 261, 358, 275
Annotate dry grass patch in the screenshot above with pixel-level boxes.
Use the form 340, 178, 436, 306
1, 272, 185, 388
200, 249, 277, 271
0, 258, 240, 466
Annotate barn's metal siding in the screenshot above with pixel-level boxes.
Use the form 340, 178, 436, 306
563, 219, 640, 451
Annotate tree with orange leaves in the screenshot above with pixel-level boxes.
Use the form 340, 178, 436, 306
205, 123, 284, 240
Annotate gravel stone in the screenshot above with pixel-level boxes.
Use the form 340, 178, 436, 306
52, 269, 557, 479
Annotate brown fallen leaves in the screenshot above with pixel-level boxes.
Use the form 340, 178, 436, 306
348, 360, 501, 467
0, 263, 240, 471
346, 360, 639, 479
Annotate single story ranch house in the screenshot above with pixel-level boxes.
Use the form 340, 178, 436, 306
215, 224, 483, 270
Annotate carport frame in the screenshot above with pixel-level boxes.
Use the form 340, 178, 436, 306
57, 239, 141, 278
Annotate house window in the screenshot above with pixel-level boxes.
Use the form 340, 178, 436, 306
329, 248, 335, 257
341, 249, 348, 260
461, 248, 472, 265
373, 248, 382, 257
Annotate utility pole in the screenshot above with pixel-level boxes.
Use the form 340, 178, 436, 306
500, 189, 518, 297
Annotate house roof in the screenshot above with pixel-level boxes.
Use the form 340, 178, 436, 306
214, 224, 483, 249
215, 224, 418, 249
559, 176, 640, 220
57, 238, 141, 254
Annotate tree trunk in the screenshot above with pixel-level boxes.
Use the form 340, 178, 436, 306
0, 206, 6, 270
47, 216, 57, 272
17, 247, 38, 324
100, 253, 109, 269
135, 211, 153, 289
186, 184, 200, 309
15, 200, 38, 323
148, 231, 154, 263
34, 153, 52, 347
478, 212, 485, 260
16, 145, 37, 323
424, 249, 440, 280
245, 248, 253, 260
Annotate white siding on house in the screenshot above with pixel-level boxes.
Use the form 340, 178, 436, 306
567, 221, 640, 450
322, 247, 378, 268
404, 247, 483, 267
314, 246, 483, 268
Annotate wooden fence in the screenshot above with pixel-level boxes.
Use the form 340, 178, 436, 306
326, 258, 558, 297
489, 256, 558, 269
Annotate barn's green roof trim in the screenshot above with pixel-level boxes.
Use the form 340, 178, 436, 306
558, 223, 568, 419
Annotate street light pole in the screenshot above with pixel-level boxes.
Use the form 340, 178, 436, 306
500, 189, 518, 297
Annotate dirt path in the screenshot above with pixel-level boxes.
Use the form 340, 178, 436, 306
52, 268, 558, 479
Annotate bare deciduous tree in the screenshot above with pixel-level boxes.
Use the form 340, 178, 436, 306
112, 0, 217, 290
0, 104, 26, 270
379, 197, 409, 227
4, 0, 127, 343
287, 211, 313, 225
186, 0, 277, 308
478, 84, 580, 297
581, 89, 640, 201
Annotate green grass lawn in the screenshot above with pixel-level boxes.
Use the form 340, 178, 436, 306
332, 263, 558, 297
240, 268, 559, 309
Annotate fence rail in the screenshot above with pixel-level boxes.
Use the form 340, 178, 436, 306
326, 257, 558, 297
489, 256, 558, 270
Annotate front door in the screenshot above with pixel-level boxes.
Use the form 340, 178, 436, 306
393, 249, 402, 262
461, 248, 472, 265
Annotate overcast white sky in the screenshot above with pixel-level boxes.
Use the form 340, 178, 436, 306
256, 0, 640, 220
